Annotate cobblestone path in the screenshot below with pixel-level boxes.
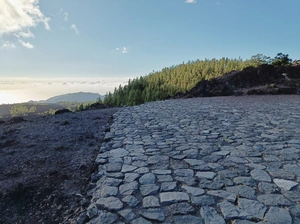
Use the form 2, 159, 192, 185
84, 95, 300, 224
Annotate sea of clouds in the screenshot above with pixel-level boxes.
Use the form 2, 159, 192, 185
0, 77, 130, 104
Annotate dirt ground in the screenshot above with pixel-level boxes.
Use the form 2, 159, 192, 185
0, 108, 118, 224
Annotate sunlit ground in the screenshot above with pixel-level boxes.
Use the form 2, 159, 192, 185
0, 78, 130, 104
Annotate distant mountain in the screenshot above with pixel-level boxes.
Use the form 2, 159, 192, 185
44, 92, 103, 103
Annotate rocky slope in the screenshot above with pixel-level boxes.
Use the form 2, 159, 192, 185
0, 108, 118, 224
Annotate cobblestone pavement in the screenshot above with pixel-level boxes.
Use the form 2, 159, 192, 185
83, 95, 300, 224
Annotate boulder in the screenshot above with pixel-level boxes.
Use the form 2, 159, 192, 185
55, 109, 71, 115
90, 102, 106, 110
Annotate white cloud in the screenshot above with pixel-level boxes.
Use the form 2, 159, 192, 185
71, 24, 79, 35
0, 0, 50, 48
17, 30, 35, 38
19, 40, 34, 49
115, 47, 128, 54
2, 41, 16, 49
185, 0, 197, 3
122, 47, 128, 53
63, 12, 68, 21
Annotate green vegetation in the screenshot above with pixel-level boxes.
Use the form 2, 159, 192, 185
10, 104, 30, 117
103, 53, 294, 107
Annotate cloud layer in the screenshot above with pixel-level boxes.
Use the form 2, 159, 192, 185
185, 0, 197, 3
0, 78, 131, 104
0, 0, 50, 48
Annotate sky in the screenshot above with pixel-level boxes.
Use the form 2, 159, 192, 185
0, 0, 300, 103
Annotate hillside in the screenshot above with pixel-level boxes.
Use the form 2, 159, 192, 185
0, 92, 104, 120
176, 64, 300, 98
103, 53, 299, 106
43, 92, 103, 103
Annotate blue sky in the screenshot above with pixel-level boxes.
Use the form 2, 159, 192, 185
1, 0, 299, 80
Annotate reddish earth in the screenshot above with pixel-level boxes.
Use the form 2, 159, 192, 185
0, 108, 118, 224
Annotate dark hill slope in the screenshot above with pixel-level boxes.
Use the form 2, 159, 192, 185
174, 64, 300, 98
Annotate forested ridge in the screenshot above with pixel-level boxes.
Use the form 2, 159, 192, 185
103, 53, 296, 106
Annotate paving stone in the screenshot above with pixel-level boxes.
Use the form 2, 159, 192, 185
265, 206, 292, 224
123, 156, 132, 165
102, 177, 123, 186
100, 186, 118, 197
122, 195, 140, 207
118, 209, 136, 221
226, 185, 256, 200
198, 178, 225, 189
132, 160, 148, 167
246, 163, 266, 170
140, 184, 159, 196
124, 173, 140, 182
218, 200, 245, 220
152, 169, 172, 175
174, 169, 194, 177
213, 150, 230, 156
182, 186, 205, 196
147, 155, 160, 164
140, 208, 165, 222
157, 174, 173, 182
191, 195, 215, 206
173, 215, 204, 224
88, 211, 118, 224
233, 176, 256, 187
268, 168, 296, 180
207, 162, 224, 171
196, 171, 217, 179
139, 173, 156, 184
86, 203, 98, 219
219, 169, 239, 178
134, 167, 149, 174
131, 217, 151, 224
282, 190, 300, 202
257, 194, 293, 206
168, 202, 195, 215
184, 159, 206, 166
250, 169, 271, 182
207, 190, 236, 202
227, 156, 248, 164
175, 176, 197, 185
109, 148, 128, 158
119, 181, 139, 195
106, 162, 123, 172
159, 192, 189, 204
263, 154, 281, 162
258, 182, 279, 194
273, 178, 299, 190
142, 196, 160, 208
238, 198, 267, 219
96, 197, 123, 211
83, 97, 300, 223
121, 164, 137, 172
160, 182, 177, 192
200, 206, 226, 224
289, 203, 300, 217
